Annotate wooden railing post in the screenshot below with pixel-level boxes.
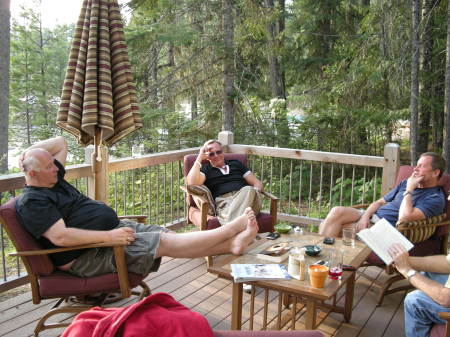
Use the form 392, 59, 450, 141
85, 145, 109, 203
381, 143, 400, 195
218, 131, 234, 149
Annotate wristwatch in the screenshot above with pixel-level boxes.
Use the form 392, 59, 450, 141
406, 269, 417, 281
403, 191, 412, 197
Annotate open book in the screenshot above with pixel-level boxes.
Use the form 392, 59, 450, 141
357, 218, 414, 265
230, 264, 292, 283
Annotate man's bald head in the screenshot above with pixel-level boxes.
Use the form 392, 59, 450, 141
22, 148, 59, 188
23, 148, 51, 173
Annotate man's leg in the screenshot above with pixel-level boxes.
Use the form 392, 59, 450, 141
404, 289, 450, 337
156, 208, 258, 258
318, 206, 361, 237
216, 186, 261, 225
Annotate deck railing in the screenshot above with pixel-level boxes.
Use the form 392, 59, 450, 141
0, 139, 399, 293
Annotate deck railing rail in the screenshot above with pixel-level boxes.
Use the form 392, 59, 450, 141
0, 138, 399, 294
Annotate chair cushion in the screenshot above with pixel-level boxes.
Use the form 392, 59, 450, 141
430, 323, 445, 337
39, 270, 145, 298
186, 185, 216, 216
397, 213, 447, 243
0, 198, 54, 275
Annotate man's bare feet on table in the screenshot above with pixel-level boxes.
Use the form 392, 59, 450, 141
230, 207, 259, 255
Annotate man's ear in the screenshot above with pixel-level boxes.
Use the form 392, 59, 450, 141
28, 169, 37, 178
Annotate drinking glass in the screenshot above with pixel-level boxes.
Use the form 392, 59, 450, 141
328, 249, 343, 280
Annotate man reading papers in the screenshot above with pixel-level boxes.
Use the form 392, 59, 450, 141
319, 152, 446, 237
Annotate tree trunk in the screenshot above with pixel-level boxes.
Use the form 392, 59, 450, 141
443, 0, 450, 173
222, 0, 234, 132
0, 0, 10, 173
417, 0, 434, 154
410, 0, 421, 165
191, 90, 198, 120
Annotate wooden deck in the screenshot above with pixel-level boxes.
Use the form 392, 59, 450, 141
0, 256, 406, 337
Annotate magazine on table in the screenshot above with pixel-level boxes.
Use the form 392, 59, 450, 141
230, 264, 292, 283
357, 217, 414, 265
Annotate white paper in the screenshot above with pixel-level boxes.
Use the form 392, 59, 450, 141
357, 218, 414, 265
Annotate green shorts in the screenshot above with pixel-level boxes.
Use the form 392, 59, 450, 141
69, 219, 170, 277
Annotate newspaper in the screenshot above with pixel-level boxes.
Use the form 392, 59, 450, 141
357, 218, 414, 265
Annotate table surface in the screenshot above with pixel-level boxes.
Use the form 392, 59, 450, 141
208, 232, 371, 301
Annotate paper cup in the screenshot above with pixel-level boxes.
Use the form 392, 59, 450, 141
308, 265, 329, 288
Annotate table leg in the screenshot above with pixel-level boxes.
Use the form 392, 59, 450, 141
231, 282, 243, 330
305, 299, 317, 330
344, 272, 356, 322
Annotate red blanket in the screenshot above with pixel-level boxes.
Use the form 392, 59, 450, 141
62, 292, 214, 337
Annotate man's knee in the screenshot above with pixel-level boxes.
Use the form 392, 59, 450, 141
327, 206, 351, 219
405, 290, 422, 312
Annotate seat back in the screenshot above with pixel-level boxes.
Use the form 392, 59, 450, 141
0, 197, 54, 276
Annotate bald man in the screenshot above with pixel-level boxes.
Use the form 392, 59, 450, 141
16, 137, 258, 278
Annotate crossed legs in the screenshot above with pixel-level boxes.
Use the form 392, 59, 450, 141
156, 207, 258, 259
318, 206, 362, 237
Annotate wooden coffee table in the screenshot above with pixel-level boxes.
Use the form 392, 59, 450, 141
207, 233, 371, 330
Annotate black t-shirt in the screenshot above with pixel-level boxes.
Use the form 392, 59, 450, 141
200, 160, 250, 199
15, 160, 119, 266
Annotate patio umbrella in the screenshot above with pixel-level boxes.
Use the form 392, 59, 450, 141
57, 0, 142, 163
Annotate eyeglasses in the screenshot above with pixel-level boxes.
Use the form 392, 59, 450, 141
206, 150, 223, 157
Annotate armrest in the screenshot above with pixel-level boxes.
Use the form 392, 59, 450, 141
9, 241, 125, 257
261, 191, 279, 200
397, 214, 448, 243
352, 203, 370, 209
118, 215, 147, 223
439, 312, 450, 320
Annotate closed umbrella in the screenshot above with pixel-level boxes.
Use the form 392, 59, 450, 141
57, 0, 142, 200
57, 0, 142, 146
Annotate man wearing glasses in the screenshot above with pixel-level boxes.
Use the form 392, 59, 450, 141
187, 139, 263, 225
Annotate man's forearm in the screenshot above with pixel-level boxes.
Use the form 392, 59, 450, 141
362, 199, 385, 220
23, 136, 66, 156
49, 227, 111, 247
409, 273, 450, 307
186, 161, 205, 185
409, 255, 450, 274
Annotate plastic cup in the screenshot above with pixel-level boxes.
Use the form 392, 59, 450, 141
342, 227, 356, 247
308, 265, 329, 288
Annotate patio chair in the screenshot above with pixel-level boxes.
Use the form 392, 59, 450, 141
430, 312, 450, 337
182, 153, 279, 266
358, 165, 450, 306
0, 197, 151, 336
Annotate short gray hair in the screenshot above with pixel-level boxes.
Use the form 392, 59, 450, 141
23, 156, 41, 173
204, 139, 222, 148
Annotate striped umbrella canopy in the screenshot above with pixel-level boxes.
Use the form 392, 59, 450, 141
57, 0, 142, 147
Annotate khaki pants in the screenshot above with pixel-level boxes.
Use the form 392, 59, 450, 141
215, 186, 262, 225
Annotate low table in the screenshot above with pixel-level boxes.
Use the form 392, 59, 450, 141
208, 233, 371, 330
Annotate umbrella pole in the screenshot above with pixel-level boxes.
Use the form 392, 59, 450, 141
90, 128, 109, 203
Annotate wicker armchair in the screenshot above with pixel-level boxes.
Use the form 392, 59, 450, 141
358, 166, 450, 306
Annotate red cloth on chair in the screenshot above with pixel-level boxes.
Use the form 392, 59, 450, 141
61, 292, 214, 337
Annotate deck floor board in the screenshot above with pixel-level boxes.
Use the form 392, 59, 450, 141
0, 257, 406, 337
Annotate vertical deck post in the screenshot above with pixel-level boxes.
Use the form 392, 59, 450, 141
85, 145, 109, 203
218, 131, 234, 150
381, 143, 400, 195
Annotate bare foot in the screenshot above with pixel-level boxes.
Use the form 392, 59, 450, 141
230, 208, 259, 255
226, 211, 251, 234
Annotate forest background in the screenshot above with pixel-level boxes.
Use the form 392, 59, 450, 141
1, 0, 450, 174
